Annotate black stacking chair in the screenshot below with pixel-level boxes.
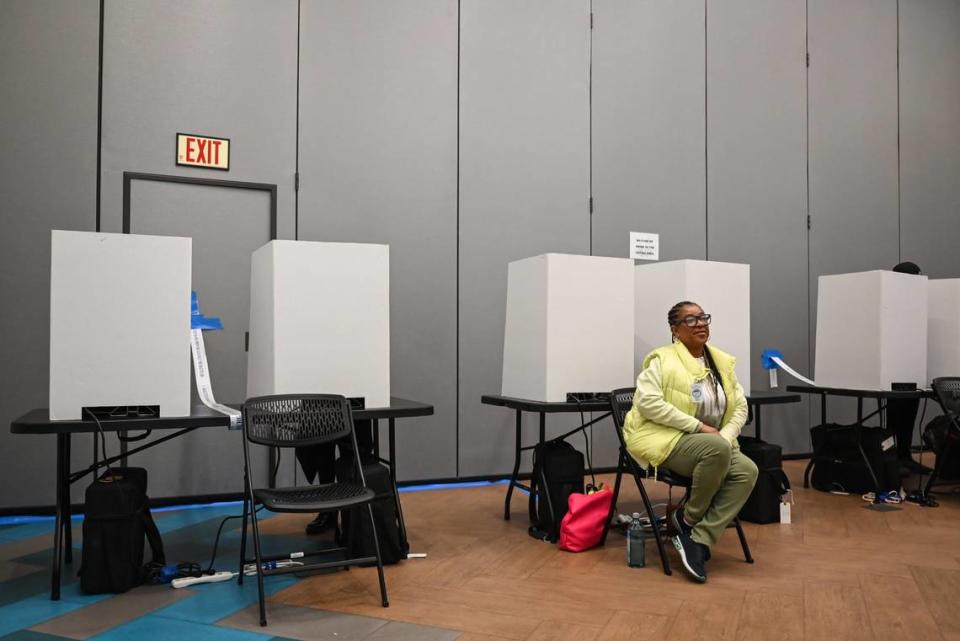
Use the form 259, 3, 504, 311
603, 387, 753, 575
239, 395, 388, 626
924, 378, 960, 498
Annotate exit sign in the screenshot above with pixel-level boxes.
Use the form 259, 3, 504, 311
176, 133, 230, 170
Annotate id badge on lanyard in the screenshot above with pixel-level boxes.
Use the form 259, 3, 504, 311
691, 381, 705, 404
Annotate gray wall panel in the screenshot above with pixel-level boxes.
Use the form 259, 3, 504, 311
900, 0, 960, 279
808, 0, 899, 424
590, 0, 706, 466
0, 0, 99, 508
100, 0, 298, 239
99, 0, 298, 498
707, 0, 810, 452
297, 0, 458, 481
592, 0, 706, 262
459, 0, 591, 478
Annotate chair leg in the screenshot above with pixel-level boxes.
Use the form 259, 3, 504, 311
366, 503, 389, 607
238, 492, 249, 585
733, 517, 754, 564
249, 496, 268, 625
600, 455, 625, 546
633, 469, 671, 576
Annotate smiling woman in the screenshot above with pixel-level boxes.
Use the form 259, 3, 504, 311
622, 301, 757, 584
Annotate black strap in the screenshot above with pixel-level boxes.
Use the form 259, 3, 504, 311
140, 503, 165, 566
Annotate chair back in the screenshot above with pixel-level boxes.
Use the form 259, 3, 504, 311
243, 394, 354, 449
609, 387, 636, 450
932, 377, 960, 421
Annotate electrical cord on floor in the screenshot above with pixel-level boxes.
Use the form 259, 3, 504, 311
205, 505, 265, 573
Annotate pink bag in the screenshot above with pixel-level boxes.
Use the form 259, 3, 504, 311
558, 488, 614, 552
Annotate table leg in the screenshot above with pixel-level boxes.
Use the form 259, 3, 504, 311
755, 407, 763, 441
64, 434, 72, 565
539, 412, 545, 445
804, 393, 827, 489
372, 418, 381, 459
504, 410, 522, 521
387, 419, 407, 545
51, 433, 66, 600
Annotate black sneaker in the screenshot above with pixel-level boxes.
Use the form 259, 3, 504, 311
305, 512, 335, 535
672, 533, 708, 583
670, 507, 694, 536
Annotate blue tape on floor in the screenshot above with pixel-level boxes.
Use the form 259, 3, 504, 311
398, 479, 509, 493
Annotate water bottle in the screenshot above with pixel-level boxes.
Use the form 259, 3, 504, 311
626, 512, 646, 568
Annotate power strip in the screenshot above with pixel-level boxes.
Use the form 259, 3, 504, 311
171, 571, 236, 589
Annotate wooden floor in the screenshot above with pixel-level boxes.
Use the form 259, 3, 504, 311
264, 461, 960, 641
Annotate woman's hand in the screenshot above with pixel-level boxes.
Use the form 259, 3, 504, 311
698, 423, 720, 434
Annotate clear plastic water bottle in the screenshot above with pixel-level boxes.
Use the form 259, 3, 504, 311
626, 512, 646, 568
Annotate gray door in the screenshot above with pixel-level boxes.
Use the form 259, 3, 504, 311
99, 0, 297, 496
706, 0, 810, 452
459, 0, 591, 478
127, 179, 274, 494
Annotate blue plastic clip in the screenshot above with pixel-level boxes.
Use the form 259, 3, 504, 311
191, 291, 224, 331
761, 349, 784, 370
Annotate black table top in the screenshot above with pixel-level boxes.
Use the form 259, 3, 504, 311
482, 391, 801, 413
11, 397, 434, 435
786, 384, 933, 400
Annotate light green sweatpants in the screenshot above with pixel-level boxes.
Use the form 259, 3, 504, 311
662, 433, 758, 547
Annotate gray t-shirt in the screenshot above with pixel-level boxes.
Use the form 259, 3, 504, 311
694, 356, 727, 428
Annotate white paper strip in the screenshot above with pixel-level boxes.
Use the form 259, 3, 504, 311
770, 356, 816, 387
190, 328, 242, 429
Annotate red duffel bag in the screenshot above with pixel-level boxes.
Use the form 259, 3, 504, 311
558, 488, 613, 552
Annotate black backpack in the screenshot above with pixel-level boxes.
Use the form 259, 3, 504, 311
737, 437, 790, 524
922, 414, 960, 480
335, 456, 409, 565
80, 467, 165, 594
528, 439, 584, 542
810, 424, 900, 494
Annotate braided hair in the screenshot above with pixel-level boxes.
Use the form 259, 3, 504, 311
668, 300, 698, 341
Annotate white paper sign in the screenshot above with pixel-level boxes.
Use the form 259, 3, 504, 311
630, 232, 659, 261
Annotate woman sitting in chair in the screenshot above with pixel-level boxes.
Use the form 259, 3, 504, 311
623, 301, 757, 583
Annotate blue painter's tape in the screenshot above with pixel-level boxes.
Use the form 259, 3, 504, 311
761, 349, 784, 370
191, 291, 223, 331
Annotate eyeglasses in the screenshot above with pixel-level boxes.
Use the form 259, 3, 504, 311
675, 314, 711, 327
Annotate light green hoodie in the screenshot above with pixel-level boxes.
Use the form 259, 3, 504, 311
623, 342, 747, 469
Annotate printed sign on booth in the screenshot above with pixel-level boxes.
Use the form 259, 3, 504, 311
176, 133, 230, 171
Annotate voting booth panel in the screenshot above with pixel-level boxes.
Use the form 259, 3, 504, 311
634, 260, 751, 392
501, 253, 635, 402
929, 279, 960, 381
247, 240, 390, 407
815, 270, 928, 390
49, 230, 192, 420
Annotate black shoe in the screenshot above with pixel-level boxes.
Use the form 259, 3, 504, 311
672, 533, 707, 583
670, 507, 694, 536
901, 459, 934, 475
305, 512, 335, 535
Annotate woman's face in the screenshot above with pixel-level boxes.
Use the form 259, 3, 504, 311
672, 304, 711, 351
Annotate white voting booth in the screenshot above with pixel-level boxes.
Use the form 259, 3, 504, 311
501, 253, 635, 402
928, 279, 960, 381
634, 260, 752, 392
815, 270, 928, 390
246, 240, 390, 407
49, 230, 192, 420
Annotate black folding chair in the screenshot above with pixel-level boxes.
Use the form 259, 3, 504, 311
239, 395, 388, 626
603, 387, 753, 575
924, 377, 960, 498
